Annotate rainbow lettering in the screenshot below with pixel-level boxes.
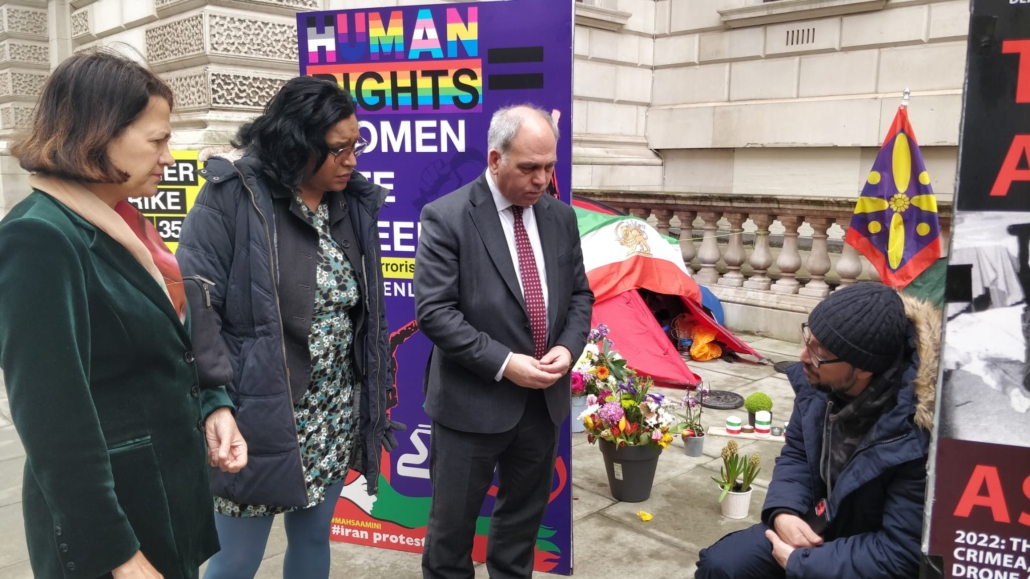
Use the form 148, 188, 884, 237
409, 9, 444, 60
446, 7, 478, 58
369, 11, 404, 61
309, 60, 481, 114
303, 7, 482, 112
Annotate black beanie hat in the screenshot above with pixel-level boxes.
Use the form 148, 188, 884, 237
806, 284, 908, 374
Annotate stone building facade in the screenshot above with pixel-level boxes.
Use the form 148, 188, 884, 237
0, 0, 969, 222
0, 1, 969, 340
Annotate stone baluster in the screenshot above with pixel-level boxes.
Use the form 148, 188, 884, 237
718, 213, 747, 287
799, 218, 831, 298
653, 210, 673, 235
772, 216, 803, 294
676, 211, 697, 265
834, 217, 862, 289
695, 211, 724, 285
629, 207, 651, 220
744, 214, 774, 291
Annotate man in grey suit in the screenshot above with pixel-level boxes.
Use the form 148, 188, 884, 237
414, 105, 594, 579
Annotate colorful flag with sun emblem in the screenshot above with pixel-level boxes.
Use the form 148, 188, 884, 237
845, 106, 941, 289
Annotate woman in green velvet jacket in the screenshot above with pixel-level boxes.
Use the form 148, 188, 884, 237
0, 52, 247, 579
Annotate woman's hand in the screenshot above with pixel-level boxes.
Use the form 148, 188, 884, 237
112, 551, 163, 579
204, 408, 248, 473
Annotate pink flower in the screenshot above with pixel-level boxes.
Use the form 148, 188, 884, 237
651, 430, 662, 441
599, 402, 625, 424
586, 394, 598, 406
571, 371, 586, 395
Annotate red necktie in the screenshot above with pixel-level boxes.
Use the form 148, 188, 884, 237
511, 206, 547, 359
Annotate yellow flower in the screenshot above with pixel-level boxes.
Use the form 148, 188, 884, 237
596, 366, 610, 380
636, 511, 653, 522
621, 399, 634, 410
658, 440, 669, 450
584, 416, 594, 431
618, 417, 627, 432
662, 432, 674, 444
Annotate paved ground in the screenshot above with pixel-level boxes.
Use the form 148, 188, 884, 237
0, 334, 801, 579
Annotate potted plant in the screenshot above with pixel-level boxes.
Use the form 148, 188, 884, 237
570, 324, 629, 433
744, 392, 773, 427
578, 372, 676, 503
712, 440, 761, 519
671, 382, 710, 457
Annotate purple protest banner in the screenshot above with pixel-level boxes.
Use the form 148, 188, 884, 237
296, 1, 575, 574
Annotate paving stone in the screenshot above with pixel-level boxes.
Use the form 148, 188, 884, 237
0, 560, 32, 579
0, 503, 27, 569
0, 456, 24, 509
255, 540, 424, 579
0, 427, 23, 465
600, 466, 766, 554
690, 358, 779, 381
682, 366, 753, 392
747, 337, 804, 357
571, 513, 699, 576
572, 484, 614, 522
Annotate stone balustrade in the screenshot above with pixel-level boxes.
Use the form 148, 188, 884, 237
578, 191, 953, 342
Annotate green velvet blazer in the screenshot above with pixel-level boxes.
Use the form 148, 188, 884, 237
0, 191, 232, 579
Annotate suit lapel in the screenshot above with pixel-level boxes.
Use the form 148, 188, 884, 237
88, 229, 190, 343
534, 197, 562, 337
468, 174, 529, 318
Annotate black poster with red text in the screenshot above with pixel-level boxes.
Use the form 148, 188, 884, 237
926, 2, 1030, 578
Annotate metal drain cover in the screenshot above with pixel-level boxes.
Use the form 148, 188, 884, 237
702, 391, 745, 410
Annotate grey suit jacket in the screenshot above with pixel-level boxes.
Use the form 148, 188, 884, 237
414, 173, 594, 433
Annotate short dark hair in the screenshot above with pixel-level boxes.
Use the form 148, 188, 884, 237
12, 50, 173, 183
233, 76, 358, 191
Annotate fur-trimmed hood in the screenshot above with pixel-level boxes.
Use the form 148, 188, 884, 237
900, 293, 940, 432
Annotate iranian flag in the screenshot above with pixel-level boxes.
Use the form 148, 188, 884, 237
575, 207, 701, 305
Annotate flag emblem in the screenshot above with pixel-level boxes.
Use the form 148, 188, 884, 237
845, 107, 941, 289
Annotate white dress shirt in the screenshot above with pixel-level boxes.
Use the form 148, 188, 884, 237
486, 171, 549, 381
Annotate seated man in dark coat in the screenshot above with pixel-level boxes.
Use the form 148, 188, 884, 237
695, 284, 939, 579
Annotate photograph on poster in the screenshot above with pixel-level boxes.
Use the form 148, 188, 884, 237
939, 211, 1030, 446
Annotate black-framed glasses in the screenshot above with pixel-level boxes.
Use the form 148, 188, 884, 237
329, 137, 369, 160
800, 323, 845, 369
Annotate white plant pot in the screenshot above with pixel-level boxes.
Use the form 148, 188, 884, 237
571, 395, 588, 433
720, 487, 754, 519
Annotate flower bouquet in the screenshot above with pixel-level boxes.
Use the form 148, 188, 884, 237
577, 370, 677, 502
571, 324, 629, 398
671, 382, 710, 457
570, 324, 630, 433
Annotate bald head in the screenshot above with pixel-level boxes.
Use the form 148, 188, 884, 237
487, 105, 559, 207
487, 105, 560, 159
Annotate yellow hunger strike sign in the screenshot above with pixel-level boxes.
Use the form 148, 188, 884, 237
382, 257, 416, 279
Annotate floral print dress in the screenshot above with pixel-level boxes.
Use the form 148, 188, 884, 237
214, 196, 361, 518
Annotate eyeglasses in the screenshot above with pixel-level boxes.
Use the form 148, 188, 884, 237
800, 323, 845, 369
328, 137, 369, 160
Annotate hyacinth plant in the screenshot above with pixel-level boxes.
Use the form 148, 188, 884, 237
577, 371, 677, 451
570, 324, 630, 398
712, 440, 762, 502
671, 381, 710, 438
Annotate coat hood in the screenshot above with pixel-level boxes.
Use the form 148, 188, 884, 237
900, 293, 940, 431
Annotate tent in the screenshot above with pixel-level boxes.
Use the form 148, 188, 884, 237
572, 197, 762, 389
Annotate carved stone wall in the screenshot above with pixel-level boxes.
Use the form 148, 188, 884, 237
0, 41, 49, 67
210, 71, 287, 110
1, 105, 34, 130
164, 72, 210, 109
70, 9, 88, 38
209, 14, 297, 62
146, 14, 205, 63
0, 71, 47, 97
4, 6, 48, 38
